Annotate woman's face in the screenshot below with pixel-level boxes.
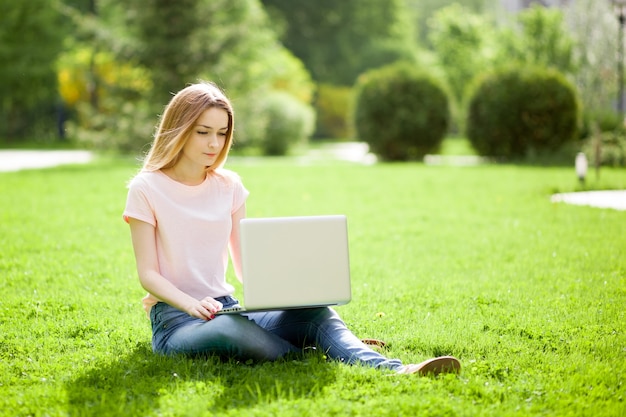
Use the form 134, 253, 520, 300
180, 107, 229, 169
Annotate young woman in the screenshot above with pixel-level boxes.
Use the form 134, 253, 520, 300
123, 82, 461, 376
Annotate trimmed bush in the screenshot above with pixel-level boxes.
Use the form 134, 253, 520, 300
353, 62, 450, 161
260, 91, 315, 156
314, 84, 353, 139
466, 66, 580, 159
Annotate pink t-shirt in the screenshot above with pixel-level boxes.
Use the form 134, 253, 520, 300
123, 169, 249, 314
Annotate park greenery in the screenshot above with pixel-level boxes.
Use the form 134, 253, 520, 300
1, 0, 625, 163
1, 1, 626, 415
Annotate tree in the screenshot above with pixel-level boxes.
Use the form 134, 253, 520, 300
565, 0, 617, 113
261, 0, 416, 86
496, 5, 576, 75
427, 4, 496, 132
123, 0, 315, 108
60, 0, 315, 153
0, 0, 66, 141
406, 0, 489, 46
124, 0, 203, 106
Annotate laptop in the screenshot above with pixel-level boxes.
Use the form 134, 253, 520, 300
216, 215, 352, 314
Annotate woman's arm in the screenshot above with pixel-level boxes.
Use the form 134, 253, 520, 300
128, 218, 222, 320
229, 203, 246, 283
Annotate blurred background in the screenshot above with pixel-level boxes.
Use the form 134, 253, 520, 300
0, 0, 623, 165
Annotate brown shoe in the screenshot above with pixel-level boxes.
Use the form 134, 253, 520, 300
396, 356, 461, 376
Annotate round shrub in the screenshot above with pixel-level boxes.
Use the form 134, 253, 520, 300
314, 83, 353, 139
466, 66, 580, 159
353, 62, 450, 161
260, 91, 315, 156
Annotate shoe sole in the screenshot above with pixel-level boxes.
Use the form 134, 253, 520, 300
398, 356, 461, 376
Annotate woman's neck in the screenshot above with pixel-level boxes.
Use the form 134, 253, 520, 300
162, 165, 207, 186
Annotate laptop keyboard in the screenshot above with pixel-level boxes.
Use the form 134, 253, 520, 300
217, 306, 243, 314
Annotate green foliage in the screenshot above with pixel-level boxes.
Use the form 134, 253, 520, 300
232, 90, 316, 157
466, 66, 580, 159
1, 159, 625, 416
265, 49, 316, 105
200, 2, 315, 149
428, 4, 496, 105
125, 0, 202, 106
406, 0, 489, 46
427, 4, 497, 133
59, 0, 315, 154
261, 0, 417, 86
70, 99, 155, 153
353, 63, 450, 161
0, 0, 66, 141
580, 109, 624, 140
582, 129, 626, 168
258, 91, 315, 156
56, 45, 155, 152
565, 0, 616, 113
57, 47, 152, 107
314, 84, 353, 139
496, 5, 576, 75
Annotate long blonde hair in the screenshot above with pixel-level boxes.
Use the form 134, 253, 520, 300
142, 82, 234, 173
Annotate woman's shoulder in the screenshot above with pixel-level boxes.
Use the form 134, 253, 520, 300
127, 170, 161, 190
211, 168, 244, 187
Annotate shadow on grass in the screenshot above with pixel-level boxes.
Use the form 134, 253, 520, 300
66, 343, 338, 415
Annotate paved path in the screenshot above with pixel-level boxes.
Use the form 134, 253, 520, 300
551, 190, 626, 211
1, 149, 624, 211
0, 150, 93, 172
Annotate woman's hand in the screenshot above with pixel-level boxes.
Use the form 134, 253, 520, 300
186, 296, 223, 321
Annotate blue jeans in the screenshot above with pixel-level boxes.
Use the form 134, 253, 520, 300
150, 296, 403, 370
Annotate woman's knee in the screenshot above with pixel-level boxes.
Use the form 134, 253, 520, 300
209, 314, 256, 343
212, 315, 296, 360
161, 315, 247, 354
305, 307, 342, 325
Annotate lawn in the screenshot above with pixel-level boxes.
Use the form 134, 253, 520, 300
0, 155, 624, 416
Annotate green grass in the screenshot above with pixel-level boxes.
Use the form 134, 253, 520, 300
1, 157, 625, 416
